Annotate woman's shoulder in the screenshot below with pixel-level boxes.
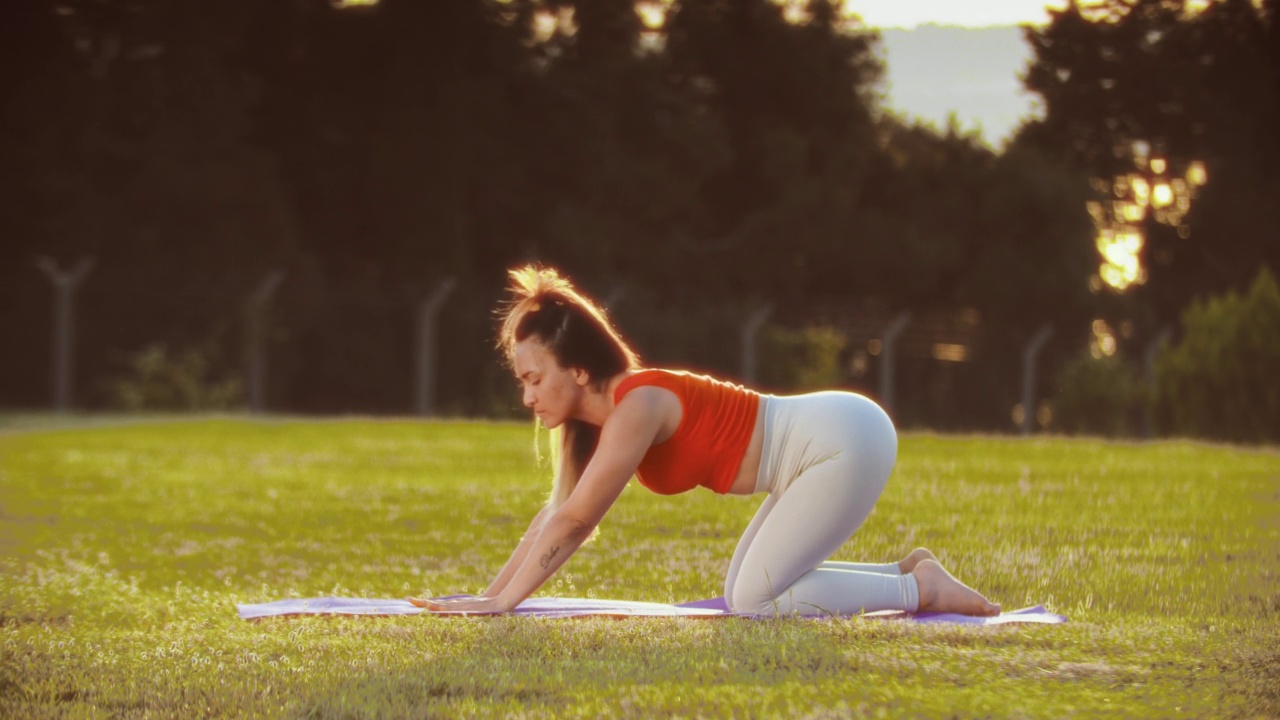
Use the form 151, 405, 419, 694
609, 370, 685, 426
613, 367, 749, 402
613, 368, 681, 402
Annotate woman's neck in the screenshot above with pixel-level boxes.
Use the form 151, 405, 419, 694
573, 370, 638, 426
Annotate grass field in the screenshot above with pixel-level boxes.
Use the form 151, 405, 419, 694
1, 417, 1277, 718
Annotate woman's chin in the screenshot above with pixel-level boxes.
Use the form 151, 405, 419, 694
537, 414, 564, 430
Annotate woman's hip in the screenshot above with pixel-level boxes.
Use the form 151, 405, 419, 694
755, 391, 898, 495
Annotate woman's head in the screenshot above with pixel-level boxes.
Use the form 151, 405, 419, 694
497, 265, 640, 519
498, 265, 640, 400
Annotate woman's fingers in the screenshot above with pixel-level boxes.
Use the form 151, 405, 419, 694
407, 597, 459, 611
406, 596, 489, 613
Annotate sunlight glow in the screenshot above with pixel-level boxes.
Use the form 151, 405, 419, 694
534, 10, 556, 40
848, 0, 1060, 28
1187, 162, 1208, 186
1095, 226, 1145, 291
1074, 0, 1214, 23
1152, 183, 1174, 208
1090, 319, 1118, 358
509, 0, 1234, 34
1130, 176, 1150, 204
637, 1, 665, 30
1086, 201, 1105, 223
780, 0, 809, 24
1037, 402, 1053, 429
1090, 151, 1207, 292
532, 6, 577, 42
932, 343, 969, 362
1010, 401, 1053, 428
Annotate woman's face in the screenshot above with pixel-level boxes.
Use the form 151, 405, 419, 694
512, 337, 589, 429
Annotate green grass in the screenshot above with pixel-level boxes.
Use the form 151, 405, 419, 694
1, 417, 1277, 718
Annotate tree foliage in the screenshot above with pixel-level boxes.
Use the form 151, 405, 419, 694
1, 0, 1111, 426
1053, 350, 1143, 437
1155, 267, 1280, 443
1017, 0, 1280, 327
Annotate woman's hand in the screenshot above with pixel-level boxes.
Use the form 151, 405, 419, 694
408, 595, 513, 615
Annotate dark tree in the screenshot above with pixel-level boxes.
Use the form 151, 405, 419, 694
1017, 0, 1280, 328
663, 0, 883, 304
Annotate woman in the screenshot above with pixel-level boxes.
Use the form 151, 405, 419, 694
412, 266, 1000, 617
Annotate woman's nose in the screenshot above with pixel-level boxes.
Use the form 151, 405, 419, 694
522, 386, 535, 407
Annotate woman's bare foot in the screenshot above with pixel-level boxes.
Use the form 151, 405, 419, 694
897, 547, 938, 574
912, 559, 1001, 616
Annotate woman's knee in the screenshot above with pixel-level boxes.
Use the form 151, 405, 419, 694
727, 567, 781, 615
723, 567, 739, 604
727, 587, 768, 615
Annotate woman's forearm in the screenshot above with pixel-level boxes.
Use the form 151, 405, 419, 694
493, 511, 595, 609
482, 507, 550, 598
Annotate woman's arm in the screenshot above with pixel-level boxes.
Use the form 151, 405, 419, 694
480, 505, 551, 598
415, 390, 669, 613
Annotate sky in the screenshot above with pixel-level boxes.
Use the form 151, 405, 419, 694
848, 0, 1068, 29
877, 25, 1036, 146
848, 0, 1213, 28
842, 2, 1079, 145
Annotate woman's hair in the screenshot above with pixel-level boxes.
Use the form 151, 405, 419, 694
497, 265, 641, 515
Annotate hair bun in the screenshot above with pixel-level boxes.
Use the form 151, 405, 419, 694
506, 265, 572, 303
498, 265, 580, 354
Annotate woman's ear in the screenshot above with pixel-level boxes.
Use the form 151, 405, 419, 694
572, 367, 592, 387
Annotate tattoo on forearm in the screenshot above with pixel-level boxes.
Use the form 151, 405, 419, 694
539, 546, 561, 569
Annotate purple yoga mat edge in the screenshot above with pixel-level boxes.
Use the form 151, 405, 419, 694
236, 596, 1067, 624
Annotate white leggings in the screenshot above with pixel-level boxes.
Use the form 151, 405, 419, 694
723, 391, 919, 616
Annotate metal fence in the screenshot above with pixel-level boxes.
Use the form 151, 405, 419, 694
5, 261, 1164, 436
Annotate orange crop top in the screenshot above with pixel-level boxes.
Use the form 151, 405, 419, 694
612, 369, 761, 495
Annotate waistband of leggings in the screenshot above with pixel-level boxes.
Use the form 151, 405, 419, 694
754, 394, 777, 495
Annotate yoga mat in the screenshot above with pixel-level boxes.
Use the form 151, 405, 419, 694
674, 597, 1067, 625
237, 595, 1066, 625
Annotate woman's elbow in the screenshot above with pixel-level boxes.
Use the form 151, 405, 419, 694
551, 511, 598, 544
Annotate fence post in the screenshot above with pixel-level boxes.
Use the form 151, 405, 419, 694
879, 311, 911, 416
1143, 325, 1173, 439
740, 305, 773, 386
36, 256, 95, 413
1021, 324, 1054, 436
415, 277, 457, 417
246, 270, 285, 415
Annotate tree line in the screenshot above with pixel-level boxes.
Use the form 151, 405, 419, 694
1, 0, 1275, 432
